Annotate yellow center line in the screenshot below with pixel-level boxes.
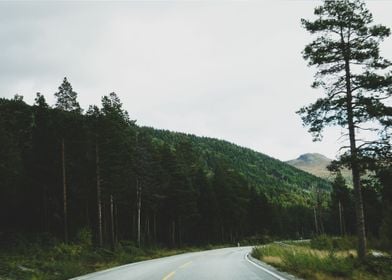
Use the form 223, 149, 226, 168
161, 261, 193, 280
179, 261, 192, 269
162, 271, 175, 280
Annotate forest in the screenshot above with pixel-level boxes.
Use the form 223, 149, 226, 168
0, 78, 390, 252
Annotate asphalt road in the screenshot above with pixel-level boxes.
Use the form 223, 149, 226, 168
71, 246, 290, 280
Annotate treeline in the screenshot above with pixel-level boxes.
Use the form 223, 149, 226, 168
0, 78, 389, 249
326, 171, 392, 249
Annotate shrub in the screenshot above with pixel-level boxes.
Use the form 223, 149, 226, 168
76, 227, 93, 248
332, 236, 356, 251
52, 243, 83, 259
310, 235, 333, 250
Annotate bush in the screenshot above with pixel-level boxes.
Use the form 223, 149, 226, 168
76, 227, 92, 248
251, 246, 265, 259
310, 235, 333, 250
332, 236, 356, 251
51, 243, 84, 259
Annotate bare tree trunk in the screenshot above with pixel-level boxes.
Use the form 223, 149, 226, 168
319, 207, 325, 234
85, 201, 90, 228
339, 201, 343, 236
178, 217, 182, 247
136, 178, 141, 247
132, 211, 136, 240
342, 205, 346, 236
221, 226, 224, 242
343, 50, 367, 259
171, 220, 176, 247
115, 204, 119, 244
153, 213, 157, 243
61, 138, 68, 243
96, 142, 103, 247
313, 207, 319, 235
146, 216, 150, 243
110, 194, 115, 250
43, 187, 48, 232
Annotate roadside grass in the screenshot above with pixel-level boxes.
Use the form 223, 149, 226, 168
251, 236, 392, 280
0, 241, 226, 280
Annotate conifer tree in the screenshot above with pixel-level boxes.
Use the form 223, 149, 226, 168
54, 77, 81, 112
299, 0, 392, 258
330, 172, 351, 236
54, 77, 81, 242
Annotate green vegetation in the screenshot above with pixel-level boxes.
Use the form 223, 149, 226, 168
0, 87, 333, 253
0, 237, 215, 280
0, 0, 390, 279
252, 236, 392, 280
143, 128, 331, 203
1, 74, 391, 278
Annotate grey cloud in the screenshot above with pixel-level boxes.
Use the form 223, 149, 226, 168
0, 0, 391, 160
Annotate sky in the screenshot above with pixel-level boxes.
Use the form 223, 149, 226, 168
1, 0, 391, 161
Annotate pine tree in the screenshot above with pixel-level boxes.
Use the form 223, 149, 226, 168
54, 77, 82, 242
299, 0, 391, 258
54, 77, 81, 112
330, 172, 351, 236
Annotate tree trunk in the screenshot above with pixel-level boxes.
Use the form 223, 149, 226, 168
110, 194, 115, 250
132, 211, 136, 240
178, 217, 182, 247
96, 142, 103, 247
153, 213, 157, 243
42, 187, 48, 232
146, 216, 150, 242
171, 220, 176, 247
115, 204, 119, 244
339, 201, 343, 236
136, 178, 141, 247
85, 201, 90, 228
344, 49, 367, 259
313, 207, 319, 235
61, 138, 68, 243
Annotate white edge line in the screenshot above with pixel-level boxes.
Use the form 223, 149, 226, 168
245, 253, 288, 280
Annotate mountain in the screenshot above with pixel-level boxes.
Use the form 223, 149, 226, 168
286, 153, 333, 179
286, 153, 352, 186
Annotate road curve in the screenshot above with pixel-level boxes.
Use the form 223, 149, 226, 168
71, 246, 291, 280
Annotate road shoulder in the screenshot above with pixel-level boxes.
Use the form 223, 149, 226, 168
246, 252, 301, 280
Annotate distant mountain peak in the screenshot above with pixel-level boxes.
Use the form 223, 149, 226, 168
297, 153, 331, 164
286, 153, 332, 179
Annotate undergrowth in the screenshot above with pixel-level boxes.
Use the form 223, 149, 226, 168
252, 236, 392, 280
0, 231, 225, 280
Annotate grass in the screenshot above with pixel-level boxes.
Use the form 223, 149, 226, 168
0, 240, 225, 280
251, 236, 392, 280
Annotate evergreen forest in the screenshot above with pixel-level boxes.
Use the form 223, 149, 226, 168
0, 80, 390, 250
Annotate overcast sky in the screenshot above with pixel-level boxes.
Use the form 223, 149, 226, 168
1, 0, 391, 161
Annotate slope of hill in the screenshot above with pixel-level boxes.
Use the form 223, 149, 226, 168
0, 97, 332, 248
142, 128, 331, 203
286, 153, 333, 179
286, 153, 352, 185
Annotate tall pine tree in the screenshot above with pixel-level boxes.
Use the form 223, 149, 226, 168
299, 0, 391, 258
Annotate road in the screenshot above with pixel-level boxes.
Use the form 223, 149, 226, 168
71, 246, 292, 280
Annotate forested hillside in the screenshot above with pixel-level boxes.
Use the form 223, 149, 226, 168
142, 128, 331, 203
0, 90, 331, 248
